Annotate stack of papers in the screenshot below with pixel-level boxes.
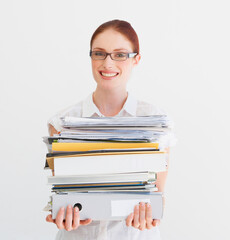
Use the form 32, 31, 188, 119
61, 115, 171, 128
43, 115, 172, 220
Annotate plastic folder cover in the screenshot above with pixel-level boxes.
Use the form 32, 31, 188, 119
52, 192, 163, 220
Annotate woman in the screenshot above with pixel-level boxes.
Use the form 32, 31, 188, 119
46, 19, 168, 240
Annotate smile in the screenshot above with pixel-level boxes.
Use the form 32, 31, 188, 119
100, 71, 119, 77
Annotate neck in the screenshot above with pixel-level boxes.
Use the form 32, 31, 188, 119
93, 87, 128, 117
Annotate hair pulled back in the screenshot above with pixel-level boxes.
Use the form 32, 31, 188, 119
90, 20, 140, 54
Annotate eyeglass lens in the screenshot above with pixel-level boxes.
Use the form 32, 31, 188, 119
91, 51, 127, 61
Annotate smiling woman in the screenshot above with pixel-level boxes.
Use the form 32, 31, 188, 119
46, 19, 168, 240
90, 28, 141, 116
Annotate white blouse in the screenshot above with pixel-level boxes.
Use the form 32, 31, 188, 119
48, 92, 166, 240
48, 92, 167, 132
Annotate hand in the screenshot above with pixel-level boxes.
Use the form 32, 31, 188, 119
126, 202, 160, 230
46, 205, 92, 231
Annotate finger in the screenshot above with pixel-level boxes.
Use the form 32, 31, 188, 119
145, 203, 153, 229
133, 205, 140, 228
139, 202, 146, 231
65, 205, 73, 231
152, 219, 160, 227
72, 207, 80, 230
126, 213, 134, 227
80, 219, 93, 225
46, 214, 55, 223
55, 207, 65, 229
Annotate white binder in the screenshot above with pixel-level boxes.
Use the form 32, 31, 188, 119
52, 192, 163, 220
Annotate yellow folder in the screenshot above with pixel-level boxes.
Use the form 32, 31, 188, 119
52, 142, 159, 152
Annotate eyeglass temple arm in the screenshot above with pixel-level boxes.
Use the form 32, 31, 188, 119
128, 53, 137, 58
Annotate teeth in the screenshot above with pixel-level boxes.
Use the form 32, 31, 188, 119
101, 72, 117, 77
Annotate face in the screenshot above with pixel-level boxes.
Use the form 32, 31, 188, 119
91, 29, 141, 91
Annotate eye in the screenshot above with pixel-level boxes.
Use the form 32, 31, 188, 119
94, 51, 105, 56
114, 52, 127, 58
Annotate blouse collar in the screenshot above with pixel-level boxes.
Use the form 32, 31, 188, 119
82, 92, 137, 117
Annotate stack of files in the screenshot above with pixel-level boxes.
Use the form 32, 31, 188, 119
44, 115, 171, 220
45, 143, 166, 175
43, 115, 171, 148
48, 171, 158, 193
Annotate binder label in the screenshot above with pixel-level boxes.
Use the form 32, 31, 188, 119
111, 199, 150, 216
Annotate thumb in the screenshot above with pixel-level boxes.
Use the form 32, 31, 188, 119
152, 219, 160, 227
46, 214, 55, 223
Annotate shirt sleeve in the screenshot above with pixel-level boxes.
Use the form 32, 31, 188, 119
47, 101, 83, 133
47, 112, 63, 133
136, 100, 177, 148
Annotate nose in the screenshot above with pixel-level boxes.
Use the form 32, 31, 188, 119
102, 54, 114, 68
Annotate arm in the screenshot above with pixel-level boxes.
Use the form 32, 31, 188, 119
46, 124, 92, 231
126, 148, 170, 230
48, 124, 59, 136
155, 147, 170, 192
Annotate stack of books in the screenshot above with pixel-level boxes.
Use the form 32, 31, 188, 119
43, 115, 172, 220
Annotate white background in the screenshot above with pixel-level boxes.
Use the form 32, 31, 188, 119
0, 0, 229, 239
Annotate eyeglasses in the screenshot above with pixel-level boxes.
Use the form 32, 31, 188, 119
89, 50, 137, 61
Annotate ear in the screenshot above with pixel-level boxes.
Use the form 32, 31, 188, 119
133, 54, 141, 66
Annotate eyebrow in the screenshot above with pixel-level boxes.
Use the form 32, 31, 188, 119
93, 47, 129, 52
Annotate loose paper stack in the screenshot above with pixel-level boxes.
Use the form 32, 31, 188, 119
43, 115, 172, 220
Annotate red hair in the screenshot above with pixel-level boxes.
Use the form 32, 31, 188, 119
90, 20, 140, 54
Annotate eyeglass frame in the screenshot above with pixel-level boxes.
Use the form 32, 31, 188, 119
89, 50, 138, 61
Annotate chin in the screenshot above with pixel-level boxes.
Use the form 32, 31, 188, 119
100, 82, 118, 90
97, 80, 122, 91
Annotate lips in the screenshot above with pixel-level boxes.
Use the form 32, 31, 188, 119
99, 71, 119, 79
